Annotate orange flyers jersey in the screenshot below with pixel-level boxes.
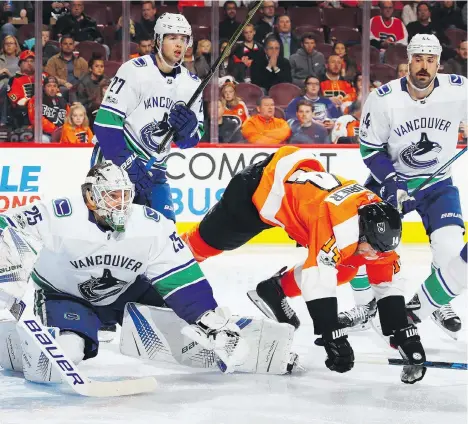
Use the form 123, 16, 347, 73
252, 146, 381, 302
331, 115, 360, 144
337, 251, 400, 286
320, 79, 355, 99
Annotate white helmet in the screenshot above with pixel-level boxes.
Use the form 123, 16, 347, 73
407, 34, 442, 64
82, 161, 135, 232
154, 12, 193, 48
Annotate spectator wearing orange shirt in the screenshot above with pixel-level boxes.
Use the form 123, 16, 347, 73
320, 55, 355, 107
129, 37, 154, 59
242, 96, 291, 145
60, 102, 93, 143
220, 82, 249, 123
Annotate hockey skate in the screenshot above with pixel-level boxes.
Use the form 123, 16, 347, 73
431, 304, 462, 340
247, 267, 300, 330
406, 293, 422, 325
338, 298, 377, 332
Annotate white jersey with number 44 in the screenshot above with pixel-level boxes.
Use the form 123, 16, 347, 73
360, 74, 467, 190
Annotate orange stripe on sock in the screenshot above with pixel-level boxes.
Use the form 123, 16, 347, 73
181, 225, 223, 262
280, 268, 302, 297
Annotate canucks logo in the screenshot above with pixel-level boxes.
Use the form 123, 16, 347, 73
78, 269, 128, 303
140, 113, 171, 150
400, 132, 441, 169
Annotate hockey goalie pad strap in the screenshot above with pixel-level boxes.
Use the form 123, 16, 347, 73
306, 297, 339, 335
377, 295, 408, 336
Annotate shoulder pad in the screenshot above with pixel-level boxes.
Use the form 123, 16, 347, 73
132, 57, 147, 67
52, 198, 72, 217
143, 206, 161, 223
449, 74, 464, 86
376, 84, 392, 97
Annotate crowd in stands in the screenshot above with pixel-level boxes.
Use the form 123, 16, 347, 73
0, 0, 466, 145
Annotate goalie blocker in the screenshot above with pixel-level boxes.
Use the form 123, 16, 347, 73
120, 303, 298, 375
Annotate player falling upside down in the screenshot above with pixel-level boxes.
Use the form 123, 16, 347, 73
183, 146, 427, 384
351, 33, 467, 339
0, 162, 298, 383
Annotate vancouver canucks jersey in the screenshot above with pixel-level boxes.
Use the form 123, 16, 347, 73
360, 74, 467, 191
93, 55, 204, 173
0, 196, 216, 323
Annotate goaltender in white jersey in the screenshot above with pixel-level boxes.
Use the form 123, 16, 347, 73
0, 163, 297, 384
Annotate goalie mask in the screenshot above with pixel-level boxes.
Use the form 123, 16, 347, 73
81, 162, 135, 232
154, 13, 193, 69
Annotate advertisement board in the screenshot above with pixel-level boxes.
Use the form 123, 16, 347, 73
0, 144, 466, 243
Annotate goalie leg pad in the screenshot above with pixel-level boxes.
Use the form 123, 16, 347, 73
120, 303, 296, 374
0, 320, 23, 371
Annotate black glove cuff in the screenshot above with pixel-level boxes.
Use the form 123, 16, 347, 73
377, 295, 409, 336
306, 297, 339, 335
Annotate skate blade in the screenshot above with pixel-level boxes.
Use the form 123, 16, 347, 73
430, 315, 459, 340
247, 290, 278, 321
345, 321, 372, 332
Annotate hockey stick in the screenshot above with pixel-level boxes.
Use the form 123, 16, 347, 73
3, 292, 157, 397
357, 355, 467, 370
149, 0, 264, 159
411, 146, 467, 196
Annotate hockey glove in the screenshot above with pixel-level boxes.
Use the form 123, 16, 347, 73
390, 325, 427, 384
181, 307, 249, 374
322, 328, 355, 373
168, 103, 199, 148
380, 175, 417, 215
120, 152, 152, 192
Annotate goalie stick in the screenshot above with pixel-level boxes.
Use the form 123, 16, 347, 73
149, 0, 264, 158
3, 293, 157, 397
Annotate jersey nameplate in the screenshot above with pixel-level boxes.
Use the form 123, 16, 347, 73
53, 198, 72, 217
376, 84, 392, 97
325, 184, 366, 206
449, 74, 463, 86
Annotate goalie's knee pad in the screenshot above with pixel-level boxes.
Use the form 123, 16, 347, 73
0, 320, 23, 371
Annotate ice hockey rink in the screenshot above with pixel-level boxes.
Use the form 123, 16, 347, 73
0, 244, 466, 424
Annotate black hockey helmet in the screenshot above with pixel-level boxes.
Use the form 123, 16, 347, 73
358, 202, 402, 252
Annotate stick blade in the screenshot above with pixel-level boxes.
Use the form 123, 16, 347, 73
74, 376, 158, 397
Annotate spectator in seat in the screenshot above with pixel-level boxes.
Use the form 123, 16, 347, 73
218, 40, 235, 81
333, 42, 358, 82
1, 1, 32, 41
134, 1, 158, 42
27, 75, 69, 142
130, 37, 154, 59
331, 100, 361, 144
89, 77, 110, 128
7, 50, 47, 127
320, 54, 355, 107
230, 24, 264, 83
43, 1, 70, 25
242, 96, 291, 144
182, 45, 209, 77
287, 100, 330, 144
220, 82, 249, 123
443, 40, 467, 77
254, 1, 277, 44
60, 102, 93, 143
202, 100, 244, 144
431, 1, 466, 32
370, 1, 408, 50
219, 1, 240, 40
340, 73, 371, 114
285, 75, 341, 130
54, 1, 103, 43
76, 53, 107, 117
45, 34, 88, 100
289, 33, 326, 88
115, 16, 138, 43
195, 39, 211, 79
401, 1, 418, 26
0, 35, 20, 126
396, 62, 408, 78
406, 2, 452, 59
272, 15, 300, 60
251, 37, 292, 92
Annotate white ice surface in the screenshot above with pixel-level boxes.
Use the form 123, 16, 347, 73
0, 244, 466, 424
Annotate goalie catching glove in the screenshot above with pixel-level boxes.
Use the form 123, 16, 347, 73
181, 307, 249, 373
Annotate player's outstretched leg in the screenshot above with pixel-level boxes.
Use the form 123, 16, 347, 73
247, 267, 300, 330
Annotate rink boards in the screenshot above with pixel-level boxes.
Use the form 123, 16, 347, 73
1, 144, 466, 243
